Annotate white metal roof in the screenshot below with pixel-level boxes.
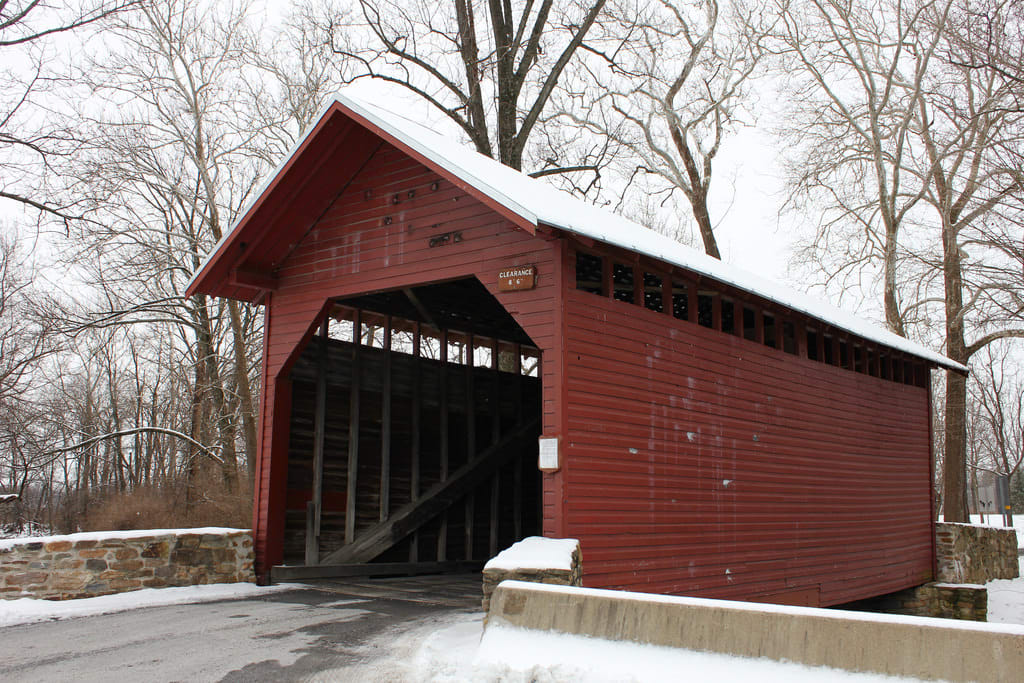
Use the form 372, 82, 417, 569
195, 91, 964, 372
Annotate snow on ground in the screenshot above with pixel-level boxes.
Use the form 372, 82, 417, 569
0, 526, 247, 551
0, 582, 303, 629
405, 613, 915, 683
955, 514, 1024, 625
483, 536, 578, 571
985, 555, 1024, 625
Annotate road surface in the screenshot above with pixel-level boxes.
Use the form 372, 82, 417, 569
0, 574, 481, 682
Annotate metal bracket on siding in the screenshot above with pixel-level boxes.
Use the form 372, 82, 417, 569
429, 231, 463, 248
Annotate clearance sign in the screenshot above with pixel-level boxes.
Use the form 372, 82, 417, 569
497, 265, 537, 291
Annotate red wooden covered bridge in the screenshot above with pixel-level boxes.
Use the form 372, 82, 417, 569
187, 93, 964, 607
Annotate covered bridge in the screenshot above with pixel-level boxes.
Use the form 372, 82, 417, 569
187, 93, 964, 607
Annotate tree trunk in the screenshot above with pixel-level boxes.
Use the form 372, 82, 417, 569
691, 187, 721, 260
882, 223, 905, 336
228, 300, 257, 483
941, 215, 968, 522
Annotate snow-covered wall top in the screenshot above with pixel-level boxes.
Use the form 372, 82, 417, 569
484, 536, 579, 572
0, 527, 247, 552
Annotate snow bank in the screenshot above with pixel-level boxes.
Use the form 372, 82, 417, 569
408, 614, 906, 682
985, 556, 1024, 625
0, 526, 247, 552
0, 582, 302, 629
484, 536, 578, 571
475, 623, 907, 683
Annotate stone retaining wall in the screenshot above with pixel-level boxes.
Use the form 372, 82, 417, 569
0, 528, 254, 600
863, 582, 988, 622
846, 523, 1018, 621
935, 523, 1019, 584
481, 537, 582, 612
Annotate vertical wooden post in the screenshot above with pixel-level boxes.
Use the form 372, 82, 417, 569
711, 294, 722, 331
816, 328, 826, 363
513, 344, 523, 540
602, 255, 613, 299
437, 328, 449, 561
660, 273, 671, 315
491, 337, 501, 442
464, 332, 476, 560
687, 282, 698, 324
466, 333, 476, 460
489, 474, 500, 557
304, 501, 316, 565
306, 319, 328, 565
379, 316, 392, 522
489, 337, 501, 556
734, 300, 744, 338
345, 310, 362, 546
409, 322, 421, 564
795, 320, 807, 359
632, 265, 643, 306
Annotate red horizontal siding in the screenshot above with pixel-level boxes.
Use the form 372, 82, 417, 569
562, 288, 932, 606
251, 143, 561, 573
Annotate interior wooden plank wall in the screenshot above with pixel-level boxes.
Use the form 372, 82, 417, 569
283, 335, 543, 566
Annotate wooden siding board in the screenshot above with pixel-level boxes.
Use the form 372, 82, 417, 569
250, 144, 560, 574
561, 288, 932, 606
248, 132, 933, 605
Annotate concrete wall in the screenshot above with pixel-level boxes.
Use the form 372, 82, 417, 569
487, 580, 1024, 682
0, 528, 254, 600
935, 522, 1019, 583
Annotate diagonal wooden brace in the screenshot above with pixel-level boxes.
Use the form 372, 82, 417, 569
320, 416, 541, 565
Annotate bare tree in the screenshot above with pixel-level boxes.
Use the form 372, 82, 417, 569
560, 0, 765, 258
62, 0, 273, 489
774, 0, 1024, 521
907, 0, 1024, 520
0, 0, 138, 223
971, 344, 1024, 486
771, 0, 950, 335
0, 227, 63, 533
319, 0, 610, 173
0, 232, 55, 409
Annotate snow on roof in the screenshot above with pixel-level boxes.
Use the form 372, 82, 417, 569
484, 536, 579, 572
0, 493, 17, 503
194, 89, 964, 372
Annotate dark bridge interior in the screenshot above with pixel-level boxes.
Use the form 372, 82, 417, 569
276, 278, 542, 579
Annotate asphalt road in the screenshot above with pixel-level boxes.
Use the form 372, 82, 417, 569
0, 574, 482, 682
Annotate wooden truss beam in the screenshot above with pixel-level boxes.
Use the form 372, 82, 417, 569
320, 416, 540, 566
